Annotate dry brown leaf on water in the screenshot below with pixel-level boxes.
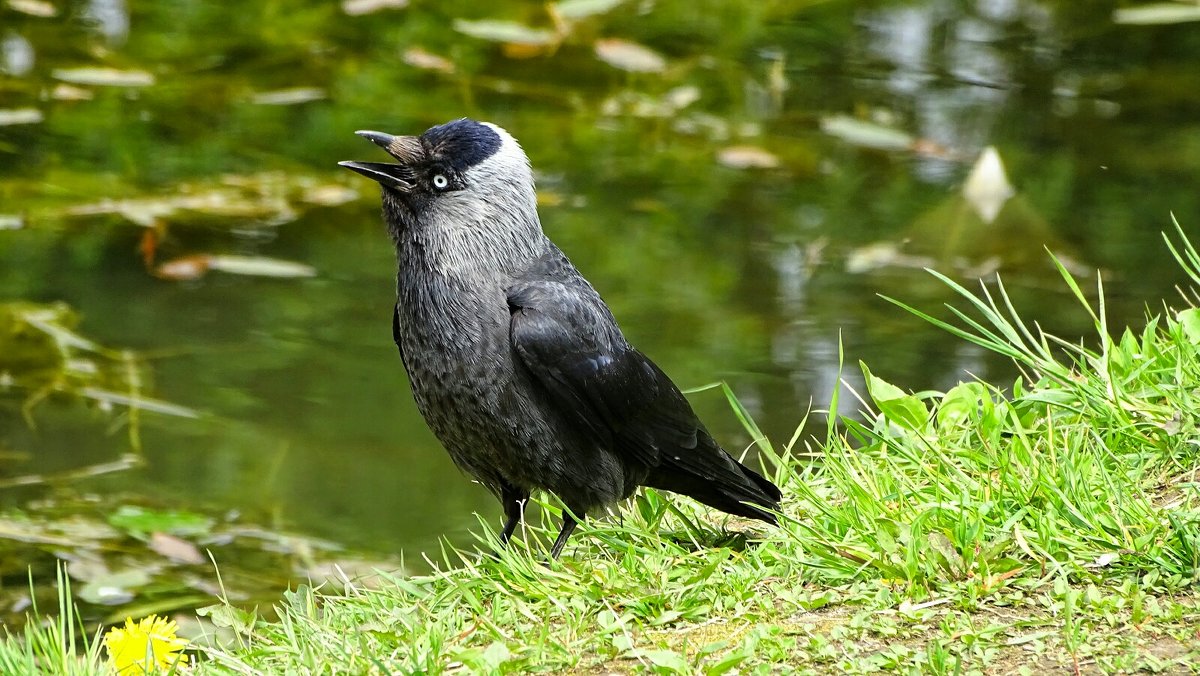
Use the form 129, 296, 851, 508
717, 145, 780, 169
139, 229, 158, 267
594, 38, 666, 73
154, 254, 211, 280
149, 532, 206, 565
341, 0, 407, 15
402, 47, 455, 74
51, 67, 155, 87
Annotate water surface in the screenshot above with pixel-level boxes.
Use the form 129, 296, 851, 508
1, 0, 1198, 616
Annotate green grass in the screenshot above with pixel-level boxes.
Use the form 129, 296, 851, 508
6, 225, 1200, 673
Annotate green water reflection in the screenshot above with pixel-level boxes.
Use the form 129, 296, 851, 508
2, 0, 1199, 618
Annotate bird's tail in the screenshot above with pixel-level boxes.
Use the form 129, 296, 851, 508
645, 440, 782, 525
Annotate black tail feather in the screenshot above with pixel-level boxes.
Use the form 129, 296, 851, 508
645, 445, 781, 525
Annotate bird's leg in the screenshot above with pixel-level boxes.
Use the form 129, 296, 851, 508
499, 485, 529, 546
549, 513, 582, 559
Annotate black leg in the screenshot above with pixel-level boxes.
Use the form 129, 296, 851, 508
549, 513, 582, 559
499, 484, 529, 546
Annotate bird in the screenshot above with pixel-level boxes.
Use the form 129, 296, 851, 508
339, 118, 782, 558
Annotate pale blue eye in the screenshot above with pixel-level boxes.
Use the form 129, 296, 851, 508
432, 174, 449, 189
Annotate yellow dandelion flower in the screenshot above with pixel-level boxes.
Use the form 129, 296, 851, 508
104, 615, 189, 674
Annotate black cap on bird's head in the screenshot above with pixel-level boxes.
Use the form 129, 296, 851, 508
339, 118, 512, 197
341, 118, 542, 253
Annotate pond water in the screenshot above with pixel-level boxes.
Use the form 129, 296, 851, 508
2, 0, 1199, 621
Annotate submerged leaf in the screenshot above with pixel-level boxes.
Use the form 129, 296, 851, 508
79, 569, 153, 605
109, 505, 215, 539
79, 388, 201, 418
594, 38, 666, 73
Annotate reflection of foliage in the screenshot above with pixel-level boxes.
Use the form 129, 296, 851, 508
0, 302, 143, 425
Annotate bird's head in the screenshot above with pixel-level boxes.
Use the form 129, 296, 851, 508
340, 119, 541, 248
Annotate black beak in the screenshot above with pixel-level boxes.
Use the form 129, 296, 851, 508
340, 130, 422, 191
338, 160, 414, 191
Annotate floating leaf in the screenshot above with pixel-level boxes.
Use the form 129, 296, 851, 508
555, 0, 623, 20
341, 0, 407, 15
149, 532, 206, 565
7, 0, 57, 17
717, 145, 780, 169
50, 83, 94, 101
820, 114, 913, 151
155, 254, 315, 280
594, 38, 666, 73
207, 255, 317, 278
0, 108, 43, 126
51, 67, 155, 87
251, 87, 326, 106
664, 85, 701, 110
962, 146, 1014, 224
402, 47, 455, 74
453, 19, 558, 46
1113, 4, 1200, 25
302, 184, 359, 206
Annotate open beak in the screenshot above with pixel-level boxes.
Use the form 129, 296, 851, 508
339, 130, 423, 191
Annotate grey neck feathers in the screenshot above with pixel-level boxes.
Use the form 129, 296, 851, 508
388, 187, 548, 289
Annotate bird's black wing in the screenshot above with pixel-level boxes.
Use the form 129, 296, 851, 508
507, 256, 781, 523
508, 279, 694, 469
392, 302, 406, 367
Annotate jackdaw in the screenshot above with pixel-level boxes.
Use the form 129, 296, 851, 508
340, 119, 782, 558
